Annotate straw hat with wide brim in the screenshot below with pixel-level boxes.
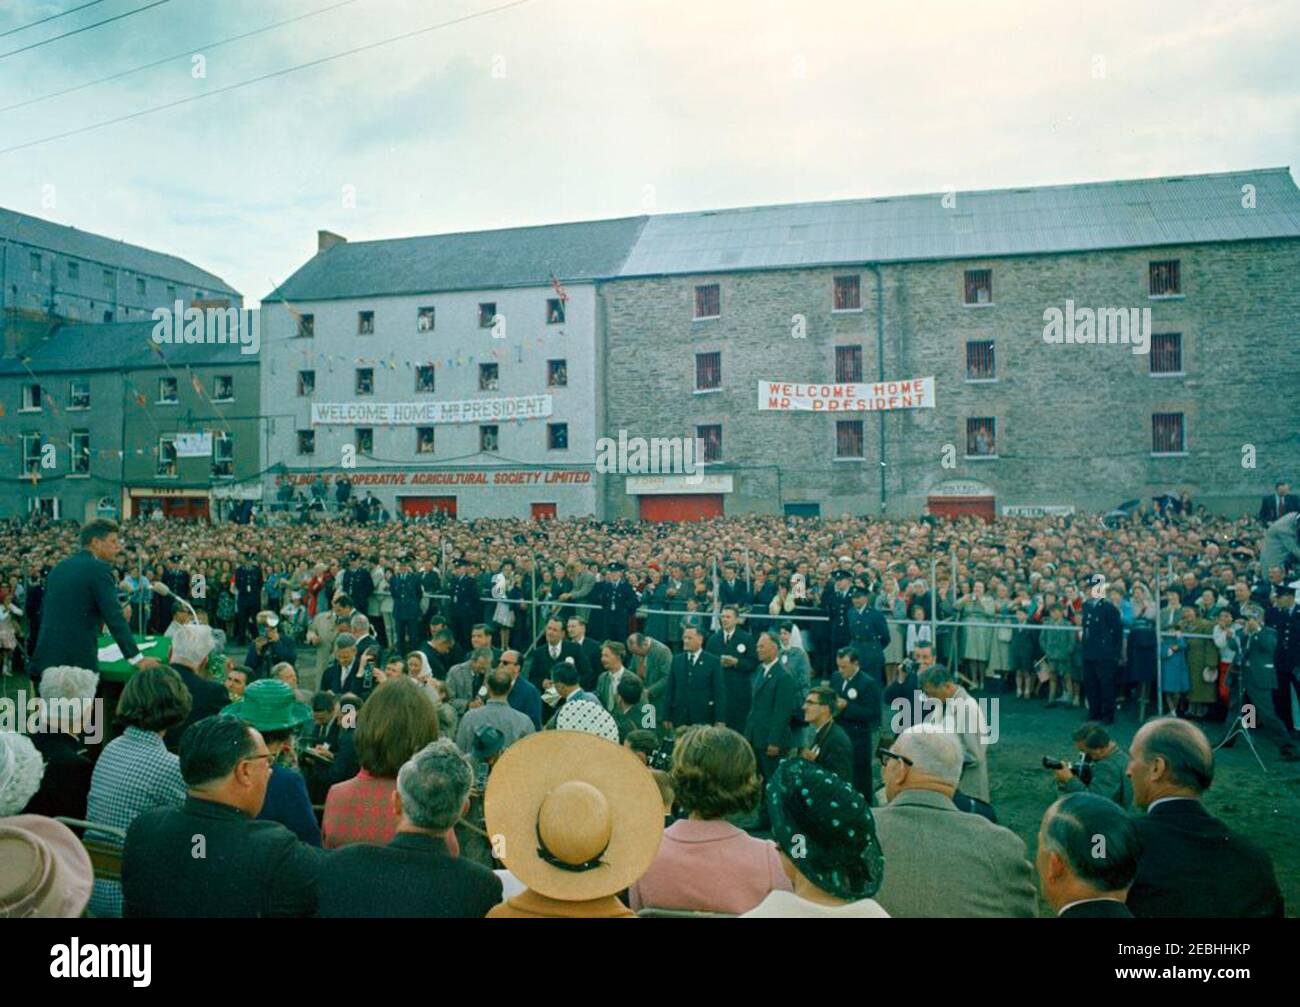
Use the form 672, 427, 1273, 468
0, 815, 93, 918
484, 731, 664, 902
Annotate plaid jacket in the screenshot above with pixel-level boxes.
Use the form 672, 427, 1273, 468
321, 770, 398, 849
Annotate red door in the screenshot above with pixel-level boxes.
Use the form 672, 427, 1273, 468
400, 496, 457, 517
926, 496, 995, 522
638, 494, 724, 522
531, 502, 557, 520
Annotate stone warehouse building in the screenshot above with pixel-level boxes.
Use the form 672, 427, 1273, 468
1, 206, 241, 356
600, 168, 1300, 521
0, 321, 261, 523
261, 219, 646, 519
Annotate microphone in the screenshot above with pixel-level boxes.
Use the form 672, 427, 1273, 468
151, 580, 198, 620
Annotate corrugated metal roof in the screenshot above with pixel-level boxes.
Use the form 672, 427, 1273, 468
0, 321, 256, 375
264, 215, 649, 302
0, 206, 239, 295
617, 168, 1300, 277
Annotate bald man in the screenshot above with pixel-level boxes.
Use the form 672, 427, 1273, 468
1125, 718, 1283, 918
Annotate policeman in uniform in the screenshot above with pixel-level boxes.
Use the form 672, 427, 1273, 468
590, 561, 640, 644
1080, 574, 1122, 724
828, 645, 882, 799
847, 585, 891, 683
821, 569, 854, 678
449, 557, 480, 651
390, 556, 424, 655
233, 551, 263, 644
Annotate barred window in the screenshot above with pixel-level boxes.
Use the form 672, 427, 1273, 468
415, 365, 436, 393
297, 430, 315, 455
964, 269, 992, 305
72, 430, 90, 474
694, 284, 720, 319
1152, 413, 1185, 454
548, 423, 569, 450
1150, 333, 1182, 374
695, 351, 722, 390
966, 340, 995, 380
833, 275, 861, 311
297, 370, 315, 396
416, 427, 435, 455
355, 368, 374, 395
212, 433, 233, 478
966, 417, 997, 457
835, 420, 864, 459
835, 345, 863, 383
1149, 260, 1181, 297
697, 424, 722, 462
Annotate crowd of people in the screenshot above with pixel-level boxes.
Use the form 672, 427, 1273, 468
0, 490, 1297, 918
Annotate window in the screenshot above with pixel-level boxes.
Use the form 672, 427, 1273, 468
212, 375, 234, 402
358, 310, 374, 335
697, 424, 722, 463
297, 370, 315, 396
963, 269, 992, 305
1150, 333, 1182, 375
834, 345, 863, 383
479, 363, 499, 391
136, 277, 147, 297
1152, 413, 1185, 454
21, 384, 42, 411
966, 417, 997, 457
546, 298, 566, 324
835, 420, 864, 459
355, 428, 373, 455
296, 313, 314, 338
694, 284, 720, 320
102, 269, 115, 290
966, 340, 996, 380
103, 310, 113, 323
157, 435, 178, 477
158, 377, 178, 404
695, 351, 722, 391
480, 425, 499, 452
415, 365, 436, 392
416, 427, 435, 454
68, 380, 90, 410
355, 368, 374, 395
71, 431, 90, 475
26, 497, 59, 520
21, 433, 43, 474
546, 359, 568, 387
212, 433, 233, 478
479, 303, 497, 328
417, 307, 436, 332
548, 423, 569, 450
30, 252, 41, 276
833, 275, 861, 311
166, 283, 175, 300
1149, 260, 1181, 297
297, 430, 315, 455
67, 261, 79, 281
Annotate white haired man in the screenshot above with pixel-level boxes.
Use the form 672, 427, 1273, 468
316, 738, 502, 917
25, 665, 99, 819
872, 725, 1035, 917
164, 623, 230, 750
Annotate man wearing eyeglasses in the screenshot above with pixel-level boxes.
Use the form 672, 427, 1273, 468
121, 715, 324, 917
799, 686, 854, 785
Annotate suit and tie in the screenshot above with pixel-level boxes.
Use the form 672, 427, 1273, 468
744, 659, 798, 780
1259, 491, 1300, 525
32, 549, 140, 679
706, 627, 757, 733
828, 667, 881, 797
632, 637, 674, 721
527, 639, 591, 692
1127, 798, 1284, 918
805, 719, 855, 784
664, 648, 726, 728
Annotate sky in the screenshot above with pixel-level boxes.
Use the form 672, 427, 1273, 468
0, 0, 1297, 304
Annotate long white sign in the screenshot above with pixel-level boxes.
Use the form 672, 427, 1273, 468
758, 377, 935, 412
174, 433, 212, 457
311, 395, 553, 427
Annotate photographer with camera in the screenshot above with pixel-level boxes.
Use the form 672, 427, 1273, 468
1043, 722, 1131, 808
244, 609, 297, 681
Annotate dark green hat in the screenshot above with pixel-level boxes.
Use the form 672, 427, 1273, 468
765, 759, 884, 902
221, 679, 310, 732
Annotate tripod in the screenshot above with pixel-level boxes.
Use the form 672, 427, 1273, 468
1213, 672, 1268, 773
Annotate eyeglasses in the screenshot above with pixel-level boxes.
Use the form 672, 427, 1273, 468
878, 749, 913, 768
241, 752, 273, 767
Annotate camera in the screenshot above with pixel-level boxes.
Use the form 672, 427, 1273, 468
1042, 755, 1093, 787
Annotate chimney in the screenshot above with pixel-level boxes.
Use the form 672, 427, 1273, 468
318, 230, 347, 253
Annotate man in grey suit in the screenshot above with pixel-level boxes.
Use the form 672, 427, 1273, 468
872, 726, 1036, 918
627, 632, 672, 723
744, 631, 798, 783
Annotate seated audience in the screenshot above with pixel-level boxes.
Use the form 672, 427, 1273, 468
0, 731, 44, 816
1036, 793, 1140, 918
163, 622, 229, 750
24, 665, 97, 820
629, 725, 791, 914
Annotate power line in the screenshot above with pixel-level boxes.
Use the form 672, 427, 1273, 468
0, 0, 535, 154
0, 0, 363, 114
0, 0, 107, 39
0, 0, 171, 60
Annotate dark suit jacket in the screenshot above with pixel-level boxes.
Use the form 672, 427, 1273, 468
665, 649, 726, 727
744, 661, 798, 752
316, 832, 501, 917
164, 663, 231, 750
122, 796, 323, 917
527, 640, 591, 691
1260, 492, 1300, 525
807, 720, 854, 784
706, 628, 757, 732
1081, 599, 1123, 662
31, 549, 139, 676
25, 731, 93, 820
321, 657, 375, 700
1128, 799, 1284, 918
1059, 899, 1134, 918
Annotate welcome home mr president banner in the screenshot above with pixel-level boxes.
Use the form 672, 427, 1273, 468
757, 376, 936, 412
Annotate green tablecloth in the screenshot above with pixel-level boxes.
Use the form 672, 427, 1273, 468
97, 633, 172, 683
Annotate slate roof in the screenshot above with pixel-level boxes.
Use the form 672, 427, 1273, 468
0, 321, 256, 375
